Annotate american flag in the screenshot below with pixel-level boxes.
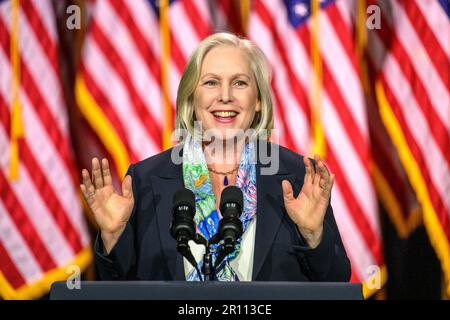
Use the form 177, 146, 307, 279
367, 0, 450, 296
248, 0, 384, 295
0, 0, 91, 299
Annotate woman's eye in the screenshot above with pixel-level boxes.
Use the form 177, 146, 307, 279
204, 80, 217, 86
234, 80, 247, 87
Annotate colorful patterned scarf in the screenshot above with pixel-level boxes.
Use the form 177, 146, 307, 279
182, 134, 257, 281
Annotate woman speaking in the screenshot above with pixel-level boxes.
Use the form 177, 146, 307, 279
80, 32, 351, 282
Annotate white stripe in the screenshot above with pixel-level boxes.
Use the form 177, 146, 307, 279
389, 0, 450, 131
98, 1, 164, 125
0, 9, 69, 138
414, 0, 450, 56
249, 15, 310, 152
0, 42, 90, 248
332, 186, 378, 281
0, 201, 42, 284
170, 1, 202, 58
83, 40, 160, 159
320, 11, 369, 139
323, 95, 381, 235
378, 53, 450, 213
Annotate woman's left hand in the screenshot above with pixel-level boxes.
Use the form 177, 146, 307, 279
282, 155, 335, 249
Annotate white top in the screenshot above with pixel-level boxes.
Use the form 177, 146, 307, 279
183, 217, 257, 281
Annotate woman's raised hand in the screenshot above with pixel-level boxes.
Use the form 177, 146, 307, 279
282, 155, 334, 249
80, 158, 134, 254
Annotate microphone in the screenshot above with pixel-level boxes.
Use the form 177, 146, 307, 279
215, 186, 244, 267
170, 188, 199, 277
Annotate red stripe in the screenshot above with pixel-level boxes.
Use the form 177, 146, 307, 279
372, 5, 450, 169
327, 146, 384, 263
181, 0, 211, 40
0, 171, 57, 272
20, 1, 59, 74
80, 64, 138, 163
0, 93, 83, 253
0, 17, 80, 187
90, 21, 162, 149
379, 75, 450, 242
399, 0, 450, 91
255, 1, 311, 126
0, 241, 26, 290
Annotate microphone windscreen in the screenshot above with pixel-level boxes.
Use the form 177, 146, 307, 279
220, 186, 243, 211
172, 188, 196, 212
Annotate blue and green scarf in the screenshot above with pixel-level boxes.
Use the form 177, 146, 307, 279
182, 134, 257, 281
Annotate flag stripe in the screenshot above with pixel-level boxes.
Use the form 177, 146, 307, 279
20, 1, 58, 74
0, 240, 26, 289
331, 186, 377, 281
181, 0, 211, 40
256, 0, 311, 119
249, 14, 307, 151
90, 21, 162, 148
0, 197, 42, 285
372, 45, 450, 216
98, 1, 164, 125
380, 76, 450, 241
326, 138, 382, 259
82, 41, 160, 159
399, 0, 450, 91
0, 19, 78, 185
0, 93, 83, 255
80, 65, 138, 162
0, 171, 57, 272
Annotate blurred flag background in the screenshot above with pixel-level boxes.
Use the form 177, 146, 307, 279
0, 0, 448, 299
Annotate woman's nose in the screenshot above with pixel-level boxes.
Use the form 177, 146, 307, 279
219, 84, 233, 103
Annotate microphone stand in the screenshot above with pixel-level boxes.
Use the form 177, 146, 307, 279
193, 234, 215, 281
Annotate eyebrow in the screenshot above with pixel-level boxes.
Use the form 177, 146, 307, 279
201, 73, 251, 80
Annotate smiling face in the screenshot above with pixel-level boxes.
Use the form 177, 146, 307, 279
193, 45, 261, 141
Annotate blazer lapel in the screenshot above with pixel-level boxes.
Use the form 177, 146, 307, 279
252, 145, 296, 280
151, 151, 186, 280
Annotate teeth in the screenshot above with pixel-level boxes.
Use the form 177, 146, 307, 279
212, 111, 237, 117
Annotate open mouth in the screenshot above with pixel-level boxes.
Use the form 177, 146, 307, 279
211, 111, 239, 123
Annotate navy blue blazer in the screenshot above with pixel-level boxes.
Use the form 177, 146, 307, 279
95, 142, 351, 282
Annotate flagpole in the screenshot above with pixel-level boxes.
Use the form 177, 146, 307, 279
9, 0, 24, 181
310, 0, 326, 158
160, 0, 173, 150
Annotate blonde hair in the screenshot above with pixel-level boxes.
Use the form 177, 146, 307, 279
175, 32, 273, 140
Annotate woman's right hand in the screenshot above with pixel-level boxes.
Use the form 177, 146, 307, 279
80, 158, 134, 254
